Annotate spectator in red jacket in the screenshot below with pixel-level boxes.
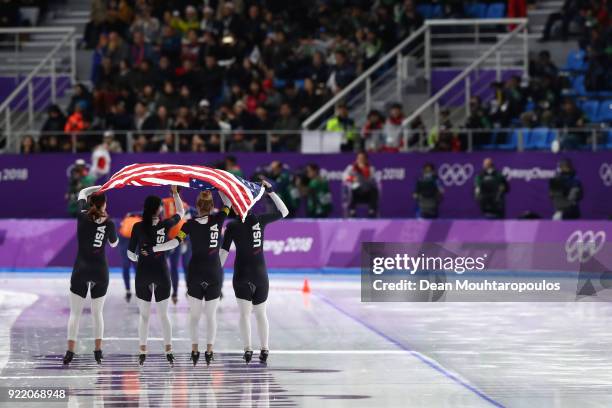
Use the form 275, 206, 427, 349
64, 103, 88, 133
343, 152, 379, 218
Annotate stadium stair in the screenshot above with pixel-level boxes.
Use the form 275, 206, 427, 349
0, 0, 87, 76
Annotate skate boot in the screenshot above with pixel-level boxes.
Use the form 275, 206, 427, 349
243, 350, 253, 364
62, 350, 74, 365
94, 350, 103, 364
166, 353, 175, 367
204, 351, 214, 366
191, 351, 200, 366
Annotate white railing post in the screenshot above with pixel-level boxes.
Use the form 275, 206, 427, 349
5, 109, 12, 151
468, 130, 474, 152
266, 131, 272, 153
474, 25, 479, 80
425, 25, 431, 95
27, 82, 34, 129
396, 54, 402, 102
14, 33, 19, 80
495, 51, 501, 82
50, 59, 57, 103
365, 77, 372, 114
434, 102, 440, 130
70, 34, 77, 85
592, 128, 597, 152
127, 131, 133, 152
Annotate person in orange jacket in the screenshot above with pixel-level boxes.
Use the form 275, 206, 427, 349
64, 103, 90, 151
64, 104, 88, 133
118, 212, 142, 302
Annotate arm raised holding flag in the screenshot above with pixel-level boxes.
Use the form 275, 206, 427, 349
99, 163, 264, 221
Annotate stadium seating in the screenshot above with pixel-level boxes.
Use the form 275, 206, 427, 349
497, 128, 523, 150
416, 4, 444, 19
463, 3, 506, 19
485, 3, 506, 19
524, 127, 553, 150
607, 130, 612, 149
579, 100, 600, 122
464, 3, 488, 18
596, 100, 612, 123
563, 50, 588, 72
572, 75, 586, 97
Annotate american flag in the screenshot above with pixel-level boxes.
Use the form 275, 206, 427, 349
98, 163, 264, 221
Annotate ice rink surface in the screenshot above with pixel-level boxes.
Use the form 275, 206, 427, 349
1, 272, 612, 408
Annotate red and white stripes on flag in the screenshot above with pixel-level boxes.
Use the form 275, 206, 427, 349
98, 163, 264, 221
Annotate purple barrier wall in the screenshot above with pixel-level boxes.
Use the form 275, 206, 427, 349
0, 152, 610, 219
0, 76, 71, 110
0, 219, 609, 269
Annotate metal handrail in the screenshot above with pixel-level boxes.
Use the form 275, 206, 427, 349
0, 29, 75, 113
8, 126, 610, 155
422, 18, 527, 26
0, 27, 77, 34
0, 27, 76, 152
9, 127, 607, 137
402, 20, 528, 128
301, 18, 528, 130
301, 24, 428, 129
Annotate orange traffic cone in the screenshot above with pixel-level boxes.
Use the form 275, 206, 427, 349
302, 279, 311, 294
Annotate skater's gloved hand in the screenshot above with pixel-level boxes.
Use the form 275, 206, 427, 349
140, 243, 153, 257
262, 180, 274, 194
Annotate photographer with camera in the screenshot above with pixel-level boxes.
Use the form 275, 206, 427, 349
413, 163, 443, 219
302, 164, 333, 218
549, 158, 583, 220
66, 159, 96, 217
474, 158, 509, 219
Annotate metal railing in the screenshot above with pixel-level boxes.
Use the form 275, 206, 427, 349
11, 129, 304, 154
9, 126, 611, 154
301, 24, 428, 130
0, 27, 76, 76
396, 127, 611, 152
302, 18, 528, 130
402, 20, 528, 132
0, 27, 77, 153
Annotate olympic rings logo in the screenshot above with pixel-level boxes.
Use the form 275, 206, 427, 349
565, 230, 606, 263
599, 163, 612, 187
438, 163, 474, 186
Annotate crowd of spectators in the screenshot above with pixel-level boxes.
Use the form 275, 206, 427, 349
543, 0, 611, 87
17, 0, 608, 154
31, 0, 433, 153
